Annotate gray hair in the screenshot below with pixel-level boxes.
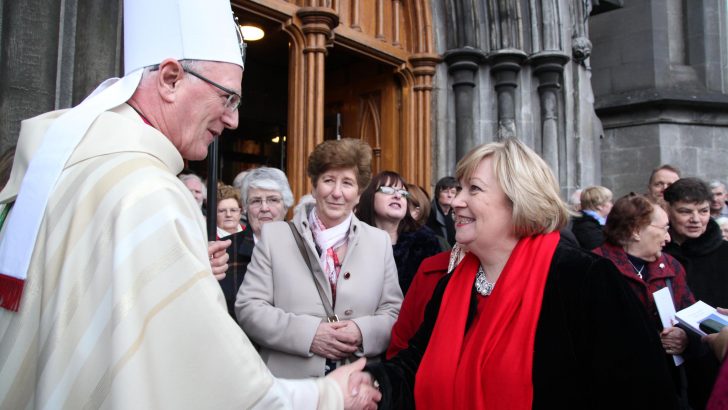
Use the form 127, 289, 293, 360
179, 173, 207, 200
233, 171, 250, 190
241, 167, 294, 210
294, 194, 316, 216
709, 180, 726, 190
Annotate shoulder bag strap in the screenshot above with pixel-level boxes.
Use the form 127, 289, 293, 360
288, 222, 338, 322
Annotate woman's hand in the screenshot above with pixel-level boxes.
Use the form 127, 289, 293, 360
311, 322, 359, 360
703, 327, 728, 361
336, 320, 363, 347
208, 240, 231, 280
326, 358, 381, 410
660, 326, 688, 355
702, 307, 728, 361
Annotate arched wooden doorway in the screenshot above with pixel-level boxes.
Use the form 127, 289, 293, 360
231, 0, 437, 199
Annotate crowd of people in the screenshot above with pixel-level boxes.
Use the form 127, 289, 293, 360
565, 169, 728, 408
170, 136, 728, 408
2, 0, 728, 408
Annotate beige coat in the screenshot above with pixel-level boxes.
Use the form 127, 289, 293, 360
236, 205, 403, 378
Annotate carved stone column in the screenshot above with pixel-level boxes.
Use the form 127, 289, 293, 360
489, 50, 527, 140
408, 53, 440, 188
444, 48, 486, 159
297, 7, 339, 150
530, 51, 569, 174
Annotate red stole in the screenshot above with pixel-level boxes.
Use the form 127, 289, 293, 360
414, 232, 560, 410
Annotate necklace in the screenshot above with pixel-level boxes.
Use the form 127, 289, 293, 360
475, 266, 495, 296
627, 259, 644, 279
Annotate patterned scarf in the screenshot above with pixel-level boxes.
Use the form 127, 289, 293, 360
309, 208, 351, 301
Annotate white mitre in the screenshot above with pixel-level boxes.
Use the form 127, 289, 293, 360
0, 0, 245, 311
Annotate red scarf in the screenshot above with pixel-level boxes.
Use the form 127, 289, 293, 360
414, 232, 560, 410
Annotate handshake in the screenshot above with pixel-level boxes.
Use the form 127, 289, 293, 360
327, 358, 382, 410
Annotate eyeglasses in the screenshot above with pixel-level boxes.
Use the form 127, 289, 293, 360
377, 186, 410, 198
649, 223, 670, 232
217, 207, 241, 214
248, 196, 283, 209
148, 64, 242, 111
184, 68, 242, 112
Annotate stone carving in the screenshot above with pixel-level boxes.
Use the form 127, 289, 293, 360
572, 36, 592, 66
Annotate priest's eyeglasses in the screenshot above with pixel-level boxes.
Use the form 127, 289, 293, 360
149, 64, 242, 111
183, 68, 242, 112
377, 186, 410, 198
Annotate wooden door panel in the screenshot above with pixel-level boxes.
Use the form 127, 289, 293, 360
325, 68, 400, 179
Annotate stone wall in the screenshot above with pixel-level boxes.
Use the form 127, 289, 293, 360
429, 0, 604, 198
591, 0, 728, 196
0, 0, 121, 154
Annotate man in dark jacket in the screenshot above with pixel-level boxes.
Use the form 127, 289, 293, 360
663, 177, 727, 409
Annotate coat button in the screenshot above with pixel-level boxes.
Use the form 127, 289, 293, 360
344, 272, 351, 279
344, 309, 353, 316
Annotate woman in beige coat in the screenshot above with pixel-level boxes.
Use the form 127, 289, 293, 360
236, 138, 403, 378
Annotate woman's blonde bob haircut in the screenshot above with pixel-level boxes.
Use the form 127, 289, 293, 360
455, 137, 569, 237
580, 186, 613, 211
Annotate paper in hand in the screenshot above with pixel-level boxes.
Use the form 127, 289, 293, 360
653, 287, 684, 366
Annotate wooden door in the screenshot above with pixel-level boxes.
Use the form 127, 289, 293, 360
325, 54, 401, 178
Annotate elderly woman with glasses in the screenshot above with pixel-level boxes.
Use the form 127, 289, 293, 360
355, 171, 444, 295
236, 138, 402, 378
593, 194, 709, 408
357, 138, 679, 409
216, 184, 244, 239
216, 167, 294, 318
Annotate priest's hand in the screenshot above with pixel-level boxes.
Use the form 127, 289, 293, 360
208, 239, 231, 280
327, 358, 381, 410
311, 322, 359, 360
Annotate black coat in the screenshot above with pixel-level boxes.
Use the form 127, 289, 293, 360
393, 226, 445, 296
219, 227, 255, 318
367, 239, 679, 409
663, 219, 728, 409
571, 211, 605, 250
425, 200, 456, 247
663, 218, 728, 308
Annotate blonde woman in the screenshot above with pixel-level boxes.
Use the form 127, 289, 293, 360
571, 185, 613, 249
360, 138, 678, 409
